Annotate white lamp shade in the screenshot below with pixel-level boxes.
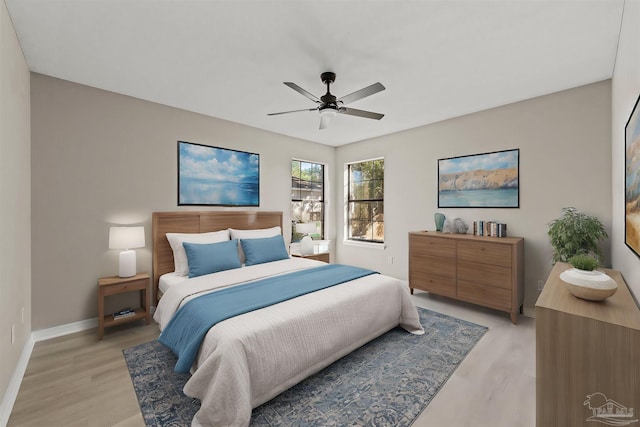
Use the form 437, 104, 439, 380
109, 226, 145, 250
295, 222, 316, 235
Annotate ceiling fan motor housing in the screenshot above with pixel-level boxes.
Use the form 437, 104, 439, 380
321, 72, 336, 84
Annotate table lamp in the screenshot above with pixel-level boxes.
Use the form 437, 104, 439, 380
296, 222, 317, 255
109, 226, 145, 277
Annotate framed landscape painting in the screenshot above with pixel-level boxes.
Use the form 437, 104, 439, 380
626, 94, 640, 258
178, 141, 260, 206
438, 149, 519, 208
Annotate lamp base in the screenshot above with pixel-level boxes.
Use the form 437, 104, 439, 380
300, 235, 314, 256
119, 250, 137, 278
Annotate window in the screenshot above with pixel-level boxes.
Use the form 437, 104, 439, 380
291, 160, 324, 240
347, 158, 384, 243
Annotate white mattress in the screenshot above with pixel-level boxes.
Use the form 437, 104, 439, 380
158, 272, 188, 294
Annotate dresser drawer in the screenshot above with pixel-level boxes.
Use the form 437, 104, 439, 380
457, 280, 512, 311
457, 240, 511, 268
102, 278, 147, 296
457, 260, 512, 289
410, 271, 456, 298
410, 253, 456, 278
410, 234, 456, 258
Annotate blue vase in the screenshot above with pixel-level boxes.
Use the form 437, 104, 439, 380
434, 213, 445, 232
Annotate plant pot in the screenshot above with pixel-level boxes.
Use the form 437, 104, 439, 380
559, 268, 617, 301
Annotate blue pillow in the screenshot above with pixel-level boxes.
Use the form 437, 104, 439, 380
182, 239, 242, 278
240, 235, 290, 266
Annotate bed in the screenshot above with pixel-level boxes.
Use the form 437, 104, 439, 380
151, 211, 424, 427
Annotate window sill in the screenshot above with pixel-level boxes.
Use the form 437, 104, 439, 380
342, 239, 386, 250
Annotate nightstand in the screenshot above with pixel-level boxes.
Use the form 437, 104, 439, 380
292, 252, 330, 263
97, 272, 151, 340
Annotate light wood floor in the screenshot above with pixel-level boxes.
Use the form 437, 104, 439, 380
8, 322, 159, 427
8, 291, 535, 427
411, 292, 535, 427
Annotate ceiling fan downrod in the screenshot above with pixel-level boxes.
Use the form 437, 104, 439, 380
320, 72, 337, 107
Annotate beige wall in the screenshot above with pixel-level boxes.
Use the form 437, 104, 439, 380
30, 74, 335, 330
336, 81, 612, 311
0, 0, 31, 405
612, 0, 640, 297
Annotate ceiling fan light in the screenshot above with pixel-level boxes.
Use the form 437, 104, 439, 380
319, 109, 337, 130
320, 108, 337, 118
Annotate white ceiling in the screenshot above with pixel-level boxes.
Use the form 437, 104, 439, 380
5, 0, 624, 146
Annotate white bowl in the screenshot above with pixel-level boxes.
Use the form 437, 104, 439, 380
560, 268, 617, 301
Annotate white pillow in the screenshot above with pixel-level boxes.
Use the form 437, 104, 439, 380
229, 226, 282, 264
166, 230, 230, 276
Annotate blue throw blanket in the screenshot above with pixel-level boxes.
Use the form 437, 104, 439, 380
159, 264, 377, 373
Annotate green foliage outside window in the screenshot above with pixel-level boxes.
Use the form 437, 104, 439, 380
348, 159, 384, 243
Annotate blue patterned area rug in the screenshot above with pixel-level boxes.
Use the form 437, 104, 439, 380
123, 307, 487, 426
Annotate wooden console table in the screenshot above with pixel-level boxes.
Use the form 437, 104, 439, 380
536, 262, 640, 426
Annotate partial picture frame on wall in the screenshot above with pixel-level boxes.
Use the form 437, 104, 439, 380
438, 148, 520, 208
625, 94, 640, 258
177, 141, 260, 206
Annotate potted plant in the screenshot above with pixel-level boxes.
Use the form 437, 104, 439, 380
547, 207, 608, 264
553, 230, 616, 302
560, 254, 617, 301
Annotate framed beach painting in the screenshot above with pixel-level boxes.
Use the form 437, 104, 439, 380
178, 141, 260, 206
438, 149, 519, 208
625, 94, 640, 258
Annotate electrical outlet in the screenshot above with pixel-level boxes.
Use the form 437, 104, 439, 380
538, 280, 545, 291
387, 256, 394, 264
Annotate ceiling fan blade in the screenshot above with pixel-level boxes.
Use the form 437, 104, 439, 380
339, 82, 385, 105
283, 82, 321, 103
340, 107, 384, 120
267, 107, 318, 116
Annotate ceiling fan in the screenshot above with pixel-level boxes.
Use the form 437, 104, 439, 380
268, 72, 385, 130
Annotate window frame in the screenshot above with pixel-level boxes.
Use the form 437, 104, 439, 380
346, 157, 385, 245
291, 159, 325, 240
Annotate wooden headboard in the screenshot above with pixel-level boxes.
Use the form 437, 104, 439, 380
152, 211, 283, 301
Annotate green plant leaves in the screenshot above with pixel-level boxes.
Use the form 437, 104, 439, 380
568, 254, 599, 271
547, 207, 607, 263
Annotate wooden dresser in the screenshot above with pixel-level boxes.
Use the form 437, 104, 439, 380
536, 262, 640, 427
408, 231, 524, 323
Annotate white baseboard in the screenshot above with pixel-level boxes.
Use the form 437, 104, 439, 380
31, 317, 97, 342
0, 335, 34, 427
0, 317, 98, 426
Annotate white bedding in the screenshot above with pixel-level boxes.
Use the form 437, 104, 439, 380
158, 272, 187, 294
154, 258, 424, 427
